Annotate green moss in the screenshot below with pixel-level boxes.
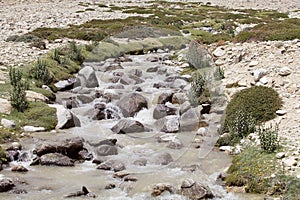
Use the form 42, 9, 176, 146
7, 101, 57, 130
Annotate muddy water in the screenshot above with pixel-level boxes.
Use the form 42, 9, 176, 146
0, 52, 263, 199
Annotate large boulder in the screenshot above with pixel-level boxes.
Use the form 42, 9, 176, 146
157, 93, 173, 104
40, 153, 75, 166
180, 179, 214, 200
25, 90, 49, 103
153, 104, 177, 119
111, 119, 145, 134
155, 115, 179, 133
152, 183, 175, 197
153, 152, 173, 165
54, 78, 76, 91
180, 108, 201, 131
0, 178, 15, 192
116, 93, 148, 117
1, 118, 16, 129
49, 105, 81, 129
172, 93, 188, 104
56, 137, 85, 159
33, 143, 57, 157
75, 66, 98, 88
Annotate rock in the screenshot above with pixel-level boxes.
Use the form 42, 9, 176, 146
133, 158, 147, 166
180, 108, 201, 131
6, 142, 22, 151
76, 66, 98, 88
113, 172, 130, 179
124, 175, 138, 182
180, 101, 191, 115
49, 105, 81, 129
120, 75, 136, 85
153, 104, 177, 119
279, 66, 291, 76
154, 152, 173, 165
117, 93, 148, 117
65, 186, 96, 198
146, 66, 159, 72
129, 69, 142, 77
76, 94, 94, 104
0, 178, 15, 192
33, 143, 57, 157
23, 126, 45, 132
95, 145, 118, 156
25, 90, 49, 102
249, 60, 259, 67
151, 183, 174, 197
276, 152, 286, 159
155, 115, 180, 133
78, 149, 93, 161
11, 165, 28, 172
219, 146, 233, 154
252, 68, 267, 82
40, 153, 75, 166
181, 164, 200, 172
56, 137, 85, 159
157, 133, 183, 149
1, 118, 16, 129
213, 47, 226, 57
196, 127, 208, 136
157, 93, 173, 104
96, 159, 126, 172
180, 180, 214, 200
54, 78, 76, 91
282, 157, 297, 167
172, 93, 188, 104
111, 119, 145, 134
5, 150, 19, 162
104, 183, 116, 190
0, 98, 12, 114
88, 139, 117, 147
259, 76, 268, 85
276, 110, 287, 116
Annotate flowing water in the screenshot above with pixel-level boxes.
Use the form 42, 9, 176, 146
0, 51, 263, 199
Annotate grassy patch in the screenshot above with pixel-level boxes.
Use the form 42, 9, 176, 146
1, 101, 57, 130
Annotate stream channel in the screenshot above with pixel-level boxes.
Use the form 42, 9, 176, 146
0, 49, 263, 200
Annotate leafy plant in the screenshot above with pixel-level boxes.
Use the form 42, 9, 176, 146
9, 67, 29, 112
188, 70, 210, 106
258, 125, 279, 153
33, 59, 52, 87
68, 42, 85, 64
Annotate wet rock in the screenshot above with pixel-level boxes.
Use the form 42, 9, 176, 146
0, 98, 12, 114
6, 142, 22, 151
88, 139, 117, 147
78, 149, 93, 161
157, 133, 183, 149
151, 183, 175, 197
56, 137, 85, 159
153, 104, 177, 119
11, 165, 28, 172
117, 93, 148, 117
92, 158, 105, 165
40, 153, 75, 166
129, 69, 142, 77
154, 152, 173, 165
113, 172, 131, 179
54, 78, 76, 91
133, 158, 147, 166
76, 94, 94, 104
172, 93, 188, 104
23, 126, 45, 132
33, 143, 57, 157
5, 150, 19, 162
120, 75, 136, 85
180, 180, 214, 200
146, 66, 159, 72
30, 156, 40, 166
96, 159, 126, 172
279, 66, 291, 76
96, 145, 118, 156
92, 102, 118, 120
129, 74, 144, 84
180, 108, 201, 131
111, 119, 145, 134
180, 101, 191, 115
196, 127, 208, 136
75, 66, 98, 88
157, 93, 173, 104
181, 164, 200, 172
124, 175, 138, 182
153, 82, 168, 89
105, 63, 123, 71
104, 183, 116, 190
50, 105, 81, 129
156, 115, 180, 133
9, 188, 27, 194
0, 178, 15, 192
119, 181, 134, 192
65, 186, 96, 198
1, 118, 16, 129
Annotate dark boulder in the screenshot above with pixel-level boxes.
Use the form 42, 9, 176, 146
96, 159, 125, 172
180, 179, 214, 200
111, 119, 145, 134
40, 153, 74, 166
157, 93, 173, 104
153, 104, 177, 119
117, 93, 148, 117
95, 145, 118, 156
0, 178, 15, 192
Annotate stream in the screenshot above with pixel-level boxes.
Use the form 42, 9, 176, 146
0, 50, 263, 199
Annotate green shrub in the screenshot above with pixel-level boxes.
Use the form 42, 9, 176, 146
220, 86, 281, 146
33, 59, 53, 87
188, 70, 211, 106
258, 125, 279, 153
9, 67, 29, 112
186, 41, 211, 69
51, 49, 61, 64
214, 66, 225, 80
68, 42, 85, 64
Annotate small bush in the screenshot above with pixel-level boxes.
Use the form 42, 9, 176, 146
33, 59, 53, 87
186, 41, 211, 69
68, 42, 85, 64
258, 125, 279, 153
188, 70, 210, 106
214, 66, 225, 80
220, 86, 281, 146
51, 49, 61, 64
9, 67, 29, 112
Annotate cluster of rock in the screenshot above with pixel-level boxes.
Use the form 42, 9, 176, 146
211, 40, 300, 176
